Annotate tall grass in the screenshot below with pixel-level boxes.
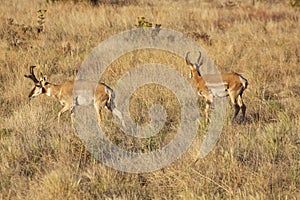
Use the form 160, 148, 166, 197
0, 0, 299, 199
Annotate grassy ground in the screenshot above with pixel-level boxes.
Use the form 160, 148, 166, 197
0, 0, 299, 199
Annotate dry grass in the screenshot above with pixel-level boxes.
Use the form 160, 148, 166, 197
0, 0, 299, 199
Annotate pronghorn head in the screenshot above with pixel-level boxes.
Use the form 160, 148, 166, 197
185, 51, 203, 78
24, 66, 49, 99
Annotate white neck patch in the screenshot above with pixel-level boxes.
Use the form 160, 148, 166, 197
45, 88, 51, 97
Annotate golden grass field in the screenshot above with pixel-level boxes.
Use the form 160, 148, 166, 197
0, 0, 300, 199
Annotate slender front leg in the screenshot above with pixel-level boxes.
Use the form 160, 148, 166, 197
57, 104, 71, 123
205, 100, 212, 124
237, 95, 246, 122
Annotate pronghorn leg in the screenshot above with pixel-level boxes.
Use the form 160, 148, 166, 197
237, 95, 246, 121
58, 104, 71, 123
233, 104, 240, 120
94, 100, 106, 123
229, 90, 240, 121
205, 100, 212, 124
97, 108, 104, 122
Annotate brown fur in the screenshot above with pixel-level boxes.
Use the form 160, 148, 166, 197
25, 66, 119, 124
186, 53, 248, 123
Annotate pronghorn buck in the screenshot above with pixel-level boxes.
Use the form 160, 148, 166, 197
185, 52, 248, 123
24, 66, 123, 124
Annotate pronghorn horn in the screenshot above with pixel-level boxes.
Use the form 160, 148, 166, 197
185, 52, 193, 65
197, 51, 203, 66
24, 66, 39, 83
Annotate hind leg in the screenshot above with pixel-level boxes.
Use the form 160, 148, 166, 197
58, 104, 72, 124
237, 95, 246, 122
204, 100, 212, 124
233, 104, 240, 120
228, 90, 241, 121
94, 100, 106, 123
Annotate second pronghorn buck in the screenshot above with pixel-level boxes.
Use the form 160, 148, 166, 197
24, 66, 124, 125
185, 52, 248, 123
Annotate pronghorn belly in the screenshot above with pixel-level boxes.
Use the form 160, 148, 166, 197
73, 89, 94, 106
209, 88, 229, 97
206, 82, 229, 97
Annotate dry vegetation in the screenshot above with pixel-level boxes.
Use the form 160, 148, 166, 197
0, 0, 300, 199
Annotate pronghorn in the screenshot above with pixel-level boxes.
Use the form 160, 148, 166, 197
24, 66, 123, 124
185, 52, 248, 123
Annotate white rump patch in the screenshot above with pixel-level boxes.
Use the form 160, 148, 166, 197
45, 88, 51, 97
239, 76, 247, 88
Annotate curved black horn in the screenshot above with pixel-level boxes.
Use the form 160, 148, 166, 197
24, 66, 39, 83
197, 51, 202, 65
185, 52, 192, 65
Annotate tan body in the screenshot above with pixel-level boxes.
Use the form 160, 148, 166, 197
41, 81, 74, 122
25, 66, 123, 124
186, 52, 248, 123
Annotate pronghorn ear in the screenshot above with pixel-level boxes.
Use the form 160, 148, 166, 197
41, 75, 47, 86
39, 72, 47, 81
38, 73, 47, 87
